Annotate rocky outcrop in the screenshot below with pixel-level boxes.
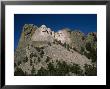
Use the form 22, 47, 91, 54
14, 24, 97, 76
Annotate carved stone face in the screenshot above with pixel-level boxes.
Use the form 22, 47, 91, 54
40, 25, 47, 30
54, 30, 71, 44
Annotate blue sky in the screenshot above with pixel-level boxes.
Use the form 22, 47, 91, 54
14, 14, 97, 49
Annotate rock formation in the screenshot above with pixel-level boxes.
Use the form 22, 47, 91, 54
14, 24, 97, 76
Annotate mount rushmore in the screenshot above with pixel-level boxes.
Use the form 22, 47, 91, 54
14, 24, 97, 76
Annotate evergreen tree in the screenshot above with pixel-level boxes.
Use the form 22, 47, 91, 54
14, 67, 25, 76
84, 64, 97, 76
31, 65, 36, 75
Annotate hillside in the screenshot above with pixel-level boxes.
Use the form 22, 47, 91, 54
14, 24, 97, 76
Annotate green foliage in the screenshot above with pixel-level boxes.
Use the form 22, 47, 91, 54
53, 39, 58, 45
84, 52, 91, 59
52, 39, 71, 51
84, 64, 97, 76
35, 47, 41, 52
37, 67, 49, 76
40, 47, 44, 49
61, 42, 70, 51
63, 43, 67, 48
81, 47, 84, 54
23, 56, 28, 63
30, 59, 33, 66
73, 47, 77, 51
24, 71, 27, 75
38, 57, 41, 62
31, 65, 36, 75
94, 36, 97, 42
91, 52, 97, 62
70, 63, 83, 75
30, 53, 37, 58
57, 40, 62, 45
56, 61, 70, 76
14, 63, 17, 67
66, 44, 70, 51
85, 42, 97, 62
17, 61, 21, 66
45, 56, 51, 63
67, 30, 72, 34
35, 47, 44, 58
30, 53, 33, 58
82, 36, 85, 40
50, 32, 52, 35
14, 67, 25, 76
36, 60, 83, 76
86, 42, 91, 51
48, 42, 51, 46
48, 62, 55, 71
53, 41, 55, 44
53, 39, 62, 46
40, 50, 44, 58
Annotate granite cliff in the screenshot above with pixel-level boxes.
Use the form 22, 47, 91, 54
14, 24, 97, 76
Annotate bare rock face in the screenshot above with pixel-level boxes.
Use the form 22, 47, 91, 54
32, 25, 71, 44
70, 30, 86, 52
14, 24, 97, 76
14, 24, 37, 64
17, 24, 37, 49
55, 29, 71, 44
31, 25, 54, 42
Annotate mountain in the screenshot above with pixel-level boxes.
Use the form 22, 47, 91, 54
14, 24, 97, 76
